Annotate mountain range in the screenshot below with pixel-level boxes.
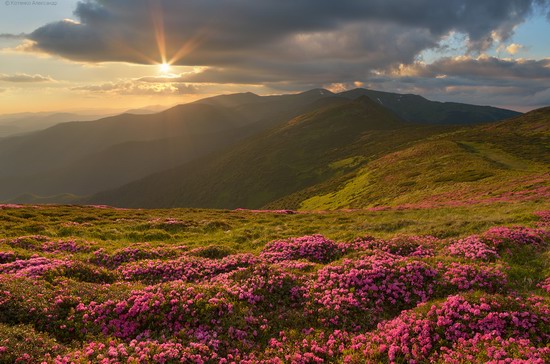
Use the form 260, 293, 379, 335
2, 87, 544, 211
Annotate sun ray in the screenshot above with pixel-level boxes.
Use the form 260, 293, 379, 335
150, 0, 167, 65
167, 28, 209, 66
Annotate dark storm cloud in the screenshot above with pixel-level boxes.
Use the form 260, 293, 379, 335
27, 0, 550, 67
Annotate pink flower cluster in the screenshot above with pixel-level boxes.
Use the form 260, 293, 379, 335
261, 235, 345, 263
1, 222, 549, 363
0, 257, 117, 284
308, 253, 439, 328
535, 210, 550, 228
55, 340, 219, 363
1, 235, 92, 254
539, 277, 550, 294
440, 262, 507, 292
257, 329, 352, 363
41, 240, 93, 253
359, 294, 550, 363
118, 254, 259, 284
0, 204, 24, 209
435, 333, 550, 363
0, 257, 71, 278
1, 235, 50, 250
482, 226, 549, 248
81, 283, 236, 341
211, 264, 306, 305
0, 251, 16, 264
347, 235, 437, 257
446, 236, 500, 260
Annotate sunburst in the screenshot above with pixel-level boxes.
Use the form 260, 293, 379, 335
159, 62, 171, 73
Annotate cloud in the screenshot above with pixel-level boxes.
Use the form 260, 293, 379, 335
25, 0, 549, 68
8, 0, 550, 108
358, 55, 550, 109
0, 73, 54, 82
505, 43, 524, 55
395, 56, 550, 80
497, 43, 525, 55
71, 80, 199, 96
0, 33, 27, 39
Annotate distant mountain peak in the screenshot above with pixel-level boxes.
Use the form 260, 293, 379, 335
300, 88, 334, 96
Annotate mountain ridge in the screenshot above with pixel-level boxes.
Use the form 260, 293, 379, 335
0, 87, 528, 204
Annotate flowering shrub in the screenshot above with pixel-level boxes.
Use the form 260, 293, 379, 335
435, 333, 550, 363
539, 277, 550, 294
0, 257, 71, 278
535, 210, 550, 228
1, 236, 94, 255
482, 226, 549, 249
0, 224, 548, 363
356, 293, 550, 363
307, 253, 439, 328
345, 235, 437, 257
0, 276, 85, 343
0, 251, 17, 264
0, 257, 117, 283
118, 253, 259, 284
82, 283, 242, 342
40, 240, 94, 253
257, 329, 352, 363
54, 339, 218, 363
440, 262, 508, 292
261, 235, 344, 263
0, 323, 64, 363
446, 236, 500, 261
1, 235, 50, 250
212, 264, 306, 306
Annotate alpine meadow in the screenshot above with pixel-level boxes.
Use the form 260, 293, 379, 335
1, 1, 550, 363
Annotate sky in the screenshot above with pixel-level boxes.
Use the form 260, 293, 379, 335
1, 0, 550, 114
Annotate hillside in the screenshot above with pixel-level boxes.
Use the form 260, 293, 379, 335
86, 97, 452, 208
0, 88, 523, 203
339, 88, 521, 124
271, 107, 550, 210
0, 90, 343, 201
0, 112, 110, 138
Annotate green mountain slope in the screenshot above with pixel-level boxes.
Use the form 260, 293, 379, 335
276, 107, 549, 210
339, 88, 521, 124
0, 88, 524, 204
0, 90, 343, 201
87, 97, 452, 208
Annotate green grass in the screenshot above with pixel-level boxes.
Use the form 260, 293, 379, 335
1, 202, 547, 253
292, 108, 549, 211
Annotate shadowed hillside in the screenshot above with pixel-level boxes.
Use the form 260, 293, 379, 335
0, 90, 343, 200
0, 88, 524, 203
86, 97, 452, 208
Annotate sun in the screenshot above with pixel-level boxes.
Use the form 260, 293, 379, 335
159, 62, 171, 73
